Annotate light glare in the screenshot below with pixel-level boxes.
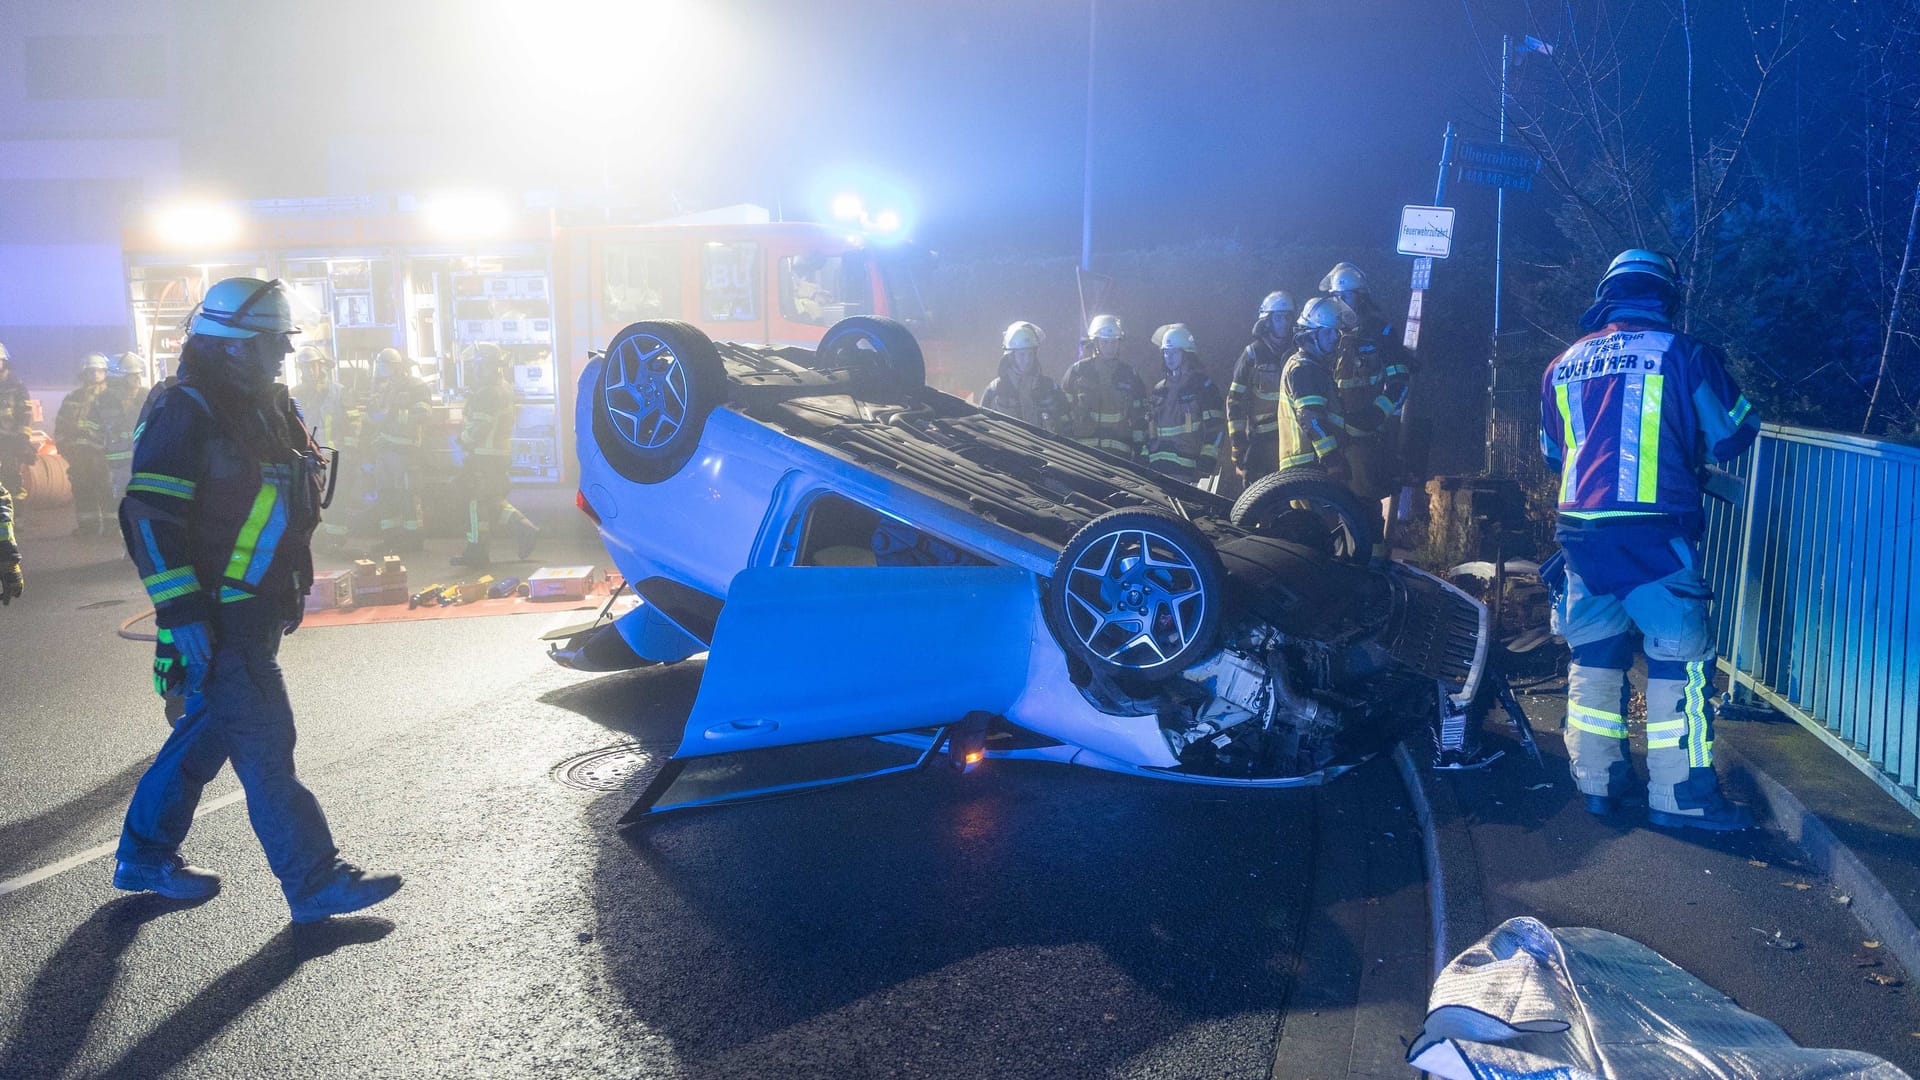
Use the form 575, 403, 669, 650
830, 193, 865, 222
153, 203, 242, 249
423, 192, 514, 239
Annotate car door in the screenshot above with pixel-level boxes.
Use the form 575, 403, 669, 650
673, 563, 1038, 760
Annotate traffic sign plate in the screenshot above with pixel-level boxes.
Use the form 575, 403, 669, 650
1397, 207, 1455, 259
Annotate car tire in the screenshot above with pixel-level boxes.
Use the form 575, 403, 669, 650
591, 320, 728, 485
1230, 465, 1379, 563
815, 316, 926, 390
1045, 506, 1226, 680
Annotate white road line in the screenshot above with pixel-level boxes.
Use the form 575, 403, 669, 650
0, 789, 248, 898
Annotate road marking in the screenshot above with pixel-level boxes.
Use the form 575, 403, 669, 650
0, 789, 247, 898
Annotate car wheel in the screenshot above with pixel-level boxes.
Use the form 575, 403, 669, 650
1230, 465, 1379, 563
591, 320, 728, 485
1045, 507, 1226, 680
815, 316, 926, 390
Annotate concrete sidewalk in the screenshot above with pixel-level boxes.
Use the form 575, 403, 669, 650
1403, 679, 1920, 1074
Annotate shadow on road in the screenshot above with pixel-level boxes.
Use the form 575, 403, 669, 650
0, 759, 151, 882
0, 902, 392, 1080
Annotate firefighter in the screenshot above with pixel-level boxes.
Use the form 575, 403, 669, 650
1276, 298, 1354, 483
1145, 324, 1225, 484
1320, 262, 1411, 500
114, 276, 402, 918
1061, 314, 1147, 459
978, 321, 1066, 431
0, 344, 31, 493
56, 353, 113, 535
367, 347, 431, 552
0, 479, 21, 604
1226, 291, 1295, 483
453, 345, 538, 567
1542, 250, 1761, 831
98, 352, 149, 499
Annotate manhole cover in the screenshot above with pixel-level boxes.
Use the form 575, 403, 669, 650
552, 743, 655, 791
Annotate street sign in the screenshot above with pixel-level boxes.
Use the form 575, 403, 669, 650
1456, 139, 1542, 192
1397, 207, 1455, 259
1409, 255, 1434, 290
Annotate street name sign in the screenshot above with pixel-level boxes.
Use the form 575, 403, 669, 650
1456, 139, 1542, 192
1397, 207, 1455, 259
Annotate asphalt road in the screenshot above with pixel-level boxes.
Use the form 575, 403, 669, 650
0, 496, 1426, 1079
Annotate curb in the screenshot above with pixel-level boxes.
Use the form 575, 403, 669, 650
1725, 746, 1920, 984
1391, 742, 1489, 980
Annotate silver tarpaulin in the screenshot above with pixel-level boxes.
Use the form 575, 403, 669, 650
1408, 916, 1911, 1080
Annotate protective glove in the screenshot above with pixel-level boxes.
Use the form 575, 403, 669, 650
0, 548, 21, 605
171, 620, 214, 672
284, 603, 304, 636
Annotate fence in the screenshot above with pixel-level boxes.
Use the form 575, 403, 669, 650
1700, 424, 1920, 814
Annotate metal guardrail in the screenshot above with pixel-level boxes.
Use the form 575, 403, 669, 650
1700, 423, 1920, 815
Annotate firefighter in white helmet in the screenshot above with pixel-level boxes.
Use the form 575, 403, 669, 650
1227, 290, 1296, 483
0, 343, 32, 494
1145, 324, 1225, 484
1276, 298, 1354, 485
1320, 261, 1411, 500
979, 321, 1066, 431
114, 276, 402, 919
1061, 314, 1146, 459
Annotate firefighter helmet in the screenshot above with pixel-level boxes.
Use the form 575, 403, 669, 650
1258, 290, 1296, 317
1002, 321, 1045, 351
81, 352, 110, 372
1086, 314, 1124, 341
1318, 262, 1367, 295
1296, 297, 1354, 331
188, 277, 300, 339
1595, 249, 1681, 299
1159, 324, 1196, 352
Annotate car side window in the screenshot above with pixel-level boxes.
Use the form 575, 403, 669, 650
700, 241, 760, 322
791, 493, 988, 568
603, 243, 681, 322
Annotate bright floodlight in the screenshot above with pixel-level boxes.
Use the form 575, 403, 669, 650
870, 209, 903, 234
154, 202, 242, 249
830, 193, 865, 222
424, 192, 514, 239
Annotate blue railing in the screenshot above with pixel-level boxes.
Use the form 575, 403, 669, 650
1700, 424, 1920, 812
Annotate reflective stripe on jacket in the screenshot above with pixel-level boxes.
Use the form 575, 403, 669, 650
979, 357, 1067, 432
1146, 366, 1225, 478
1061, 356, 1147, 459
462, 382, 520, 456
1277, 353, 1346, 469
1539, 319, 1759, 521
1226, 339, 1285, 462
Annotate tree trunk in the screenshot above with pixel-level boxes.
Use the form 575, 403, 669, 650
1864, 179, 1920, 435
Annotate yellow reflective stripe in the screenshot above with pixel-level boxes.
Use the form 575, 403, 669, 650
1648, 736, 1684, 749
1313, 436, 1340, 454
1282, 450, 1319, 467
1374, 395, 1395, 414
223, 484, 279, 583
1568, 716, 1630, 740
1156, 423, 1202, 436
1335, 378, 1370, 389
1228, 381, 1249, 394
1148, 451, 1197, 467
1294, 395, 1329, 407
1384, 364, 1411, 377
1636, 372, 1664, 503
128, 472, 196, 498
1729, 396, 1752, 425
143, 566, 200, 605
1088, 411, 1125, 423
1686, 662, 1711, 767
1556, 382, 1577, 502
220, 586, 254, 603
